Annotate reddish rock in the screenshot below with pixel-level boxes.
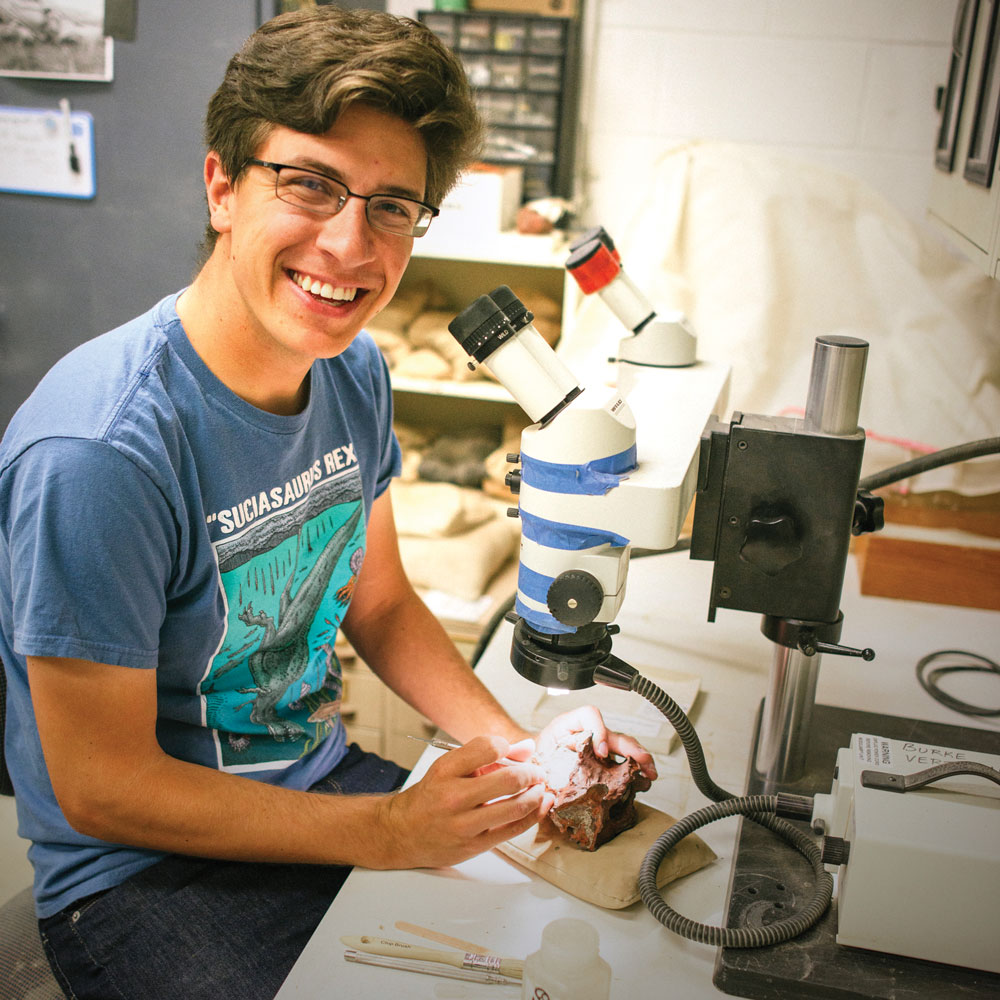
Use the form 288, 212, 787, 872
534, 733, 652, 850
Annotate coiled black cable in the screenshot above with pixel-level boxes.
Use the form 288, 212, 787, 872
916, 649, 1000, 718
625, 668, 834, 948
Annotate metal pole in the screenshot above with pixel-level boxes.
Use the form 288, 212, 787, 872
755, 644, 821, 789
754, 335, 869, 789
804, 335, 868, 435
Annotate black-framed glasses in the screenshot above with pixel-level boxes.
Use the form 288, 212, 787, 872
244, 158, 439, 237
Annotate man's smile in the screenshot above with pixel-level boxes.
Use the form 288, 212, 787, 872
288, 268, 360, 303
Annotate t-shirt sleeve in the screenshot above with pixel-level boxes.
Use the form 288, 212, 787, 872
6, 437, 175, 668
370, 340, 403, 500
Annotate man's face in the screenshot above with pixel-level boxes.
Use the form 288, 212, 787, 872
208, 104, 427, 368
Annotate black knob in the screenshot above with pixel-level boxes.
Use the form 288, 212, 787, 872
739, 512, 802, 576
546, 571, 604, 627
821, 836, 851, 867
852, 491, 885, 536
505, 468, 521, 495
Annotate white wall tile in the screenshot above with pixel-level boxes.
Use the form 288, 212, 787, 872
587, 30, 869, 146
580, 132, 680, 233
650, 36, 868, 146
580, 0, 954, 228
768, 0, 957, 43
860, 43, 949, 152
599, 0, 769, 33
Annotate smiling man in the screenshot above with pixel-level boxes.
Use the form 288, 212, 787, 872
0, 8, 654, 999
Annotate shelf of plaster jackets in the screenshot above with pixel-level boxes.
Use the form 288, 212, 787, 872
377, 228, 580, 416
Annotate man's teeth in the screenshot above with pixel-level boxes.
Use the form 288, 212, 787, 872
292, 271, 357, 302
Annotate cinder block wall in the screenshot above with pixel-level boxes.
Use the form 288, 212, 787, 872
572, 0, 953, 232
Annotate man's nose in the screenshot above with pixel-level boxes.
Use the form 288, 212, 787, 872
315, 196, 376, 258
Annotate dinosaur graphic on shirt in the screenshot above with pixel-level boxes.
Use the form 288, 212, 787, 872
205, 500, 364, 757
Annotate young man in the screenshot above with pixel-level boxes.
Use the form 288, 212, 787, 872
0, 8, 654, 998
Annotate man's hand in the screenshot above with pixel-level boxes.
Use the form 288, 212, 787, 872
375, 735, 556, 870
534, 705, 658, 782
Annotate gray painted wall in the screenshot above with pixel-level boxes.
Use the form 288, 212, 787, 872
0, 3, 258, 432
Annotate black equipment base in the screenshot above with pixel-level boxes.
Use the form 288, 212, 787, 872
712, 702, 1000, 999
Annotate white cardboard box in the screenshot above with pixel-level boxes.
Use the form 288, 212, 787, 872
433, 165, 523, 238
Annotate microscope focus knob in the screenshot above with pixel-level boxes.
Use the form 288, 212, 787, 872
547, 571, 604, 627
739, 512, 802, 576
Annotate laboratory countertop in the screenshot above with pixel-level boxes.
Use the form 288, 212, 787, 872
275, 552, 999, 1000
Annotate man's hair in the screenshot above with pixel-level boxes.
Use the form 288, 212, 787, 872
200, 5, 483, 254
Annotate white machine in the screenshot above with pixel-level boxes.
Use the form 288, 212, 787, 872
812, 733, 1000, 974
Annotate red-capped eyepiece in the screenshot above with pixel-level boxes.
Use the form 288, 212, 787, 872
569, 226, 622, 264
566, 238, 621, 295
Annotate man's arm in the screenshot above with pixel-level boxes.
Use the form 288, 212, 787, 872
27, 653, 549, 870
340, 489, 529, 746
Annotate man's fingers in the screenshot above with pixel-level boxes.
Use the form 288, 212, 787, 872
430, 734, 510, 776
607, 732, 658, 780
503, 737, 536, 762
476, 783, 547, 839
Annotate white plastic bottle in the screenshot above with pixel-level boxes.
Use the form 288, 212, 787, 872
521, 917, 612, 1000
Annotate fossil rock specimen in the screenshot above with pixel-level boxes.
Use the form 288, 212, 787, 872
534, 733, 652, 851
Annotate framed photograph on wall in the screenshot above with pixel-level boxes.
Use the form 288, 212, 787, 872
965, 0, 1000, 186
0, 0, 113, 81
936, 0, 979, 173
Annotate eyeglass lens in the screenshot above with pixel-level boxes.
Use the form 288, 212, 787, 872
274, 168, 431, 236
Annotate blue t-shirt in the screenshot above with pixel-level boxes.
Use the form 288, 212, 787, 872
0, 291, 401, 917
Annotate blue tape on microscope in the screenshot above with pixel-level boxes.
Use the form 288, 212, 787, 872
518, 562, 555, 605
521, 444, 637, 496
515, 594, 572, 635
519, 509, 630, 550
516, 563, 574, 634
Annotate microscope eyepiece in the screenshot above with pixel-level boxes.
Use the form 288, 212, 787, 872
447, 294, 516, 364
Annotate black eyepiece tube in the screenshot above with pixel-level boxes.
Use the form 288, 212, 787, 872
489, 285, 534, 331
447, 294, 516, 364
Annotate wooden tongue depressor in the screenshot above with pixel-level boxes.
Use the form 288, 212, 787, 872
340, 935, 524, 980
394, 920, 493, 955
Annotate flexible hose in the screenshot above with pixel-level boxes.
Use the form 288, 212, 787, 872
859, 436, 1000, 491
627, 671, 834, 947
631, 672, 734, 803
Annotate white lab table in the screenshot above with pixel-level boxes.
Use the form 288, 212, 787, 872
275, 552, 999, 1000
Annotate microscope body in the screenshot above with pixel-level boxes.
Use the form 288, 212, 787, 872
513, 360, 730, 638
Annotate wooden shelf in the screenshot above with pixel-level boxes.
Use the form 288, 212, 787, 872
413, 228, 569, 266
391, 374, 514, 403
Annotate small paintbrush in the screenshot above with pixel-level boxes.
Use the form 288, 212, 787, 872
406, 735, 524, 766
341, 935, 524, 980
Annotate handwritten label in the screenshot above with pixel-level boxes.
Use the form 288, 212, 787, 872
901, 742, 970, 766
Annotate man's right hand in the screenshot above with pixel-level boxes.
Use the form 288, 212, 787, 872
374, 735, 554, 870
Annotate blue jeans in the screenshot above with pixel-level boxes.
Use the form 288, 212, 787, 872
38, 744, 409, 1000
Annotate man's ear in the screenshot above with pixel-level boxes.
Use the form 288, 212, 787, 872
204, 151, 235, 235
